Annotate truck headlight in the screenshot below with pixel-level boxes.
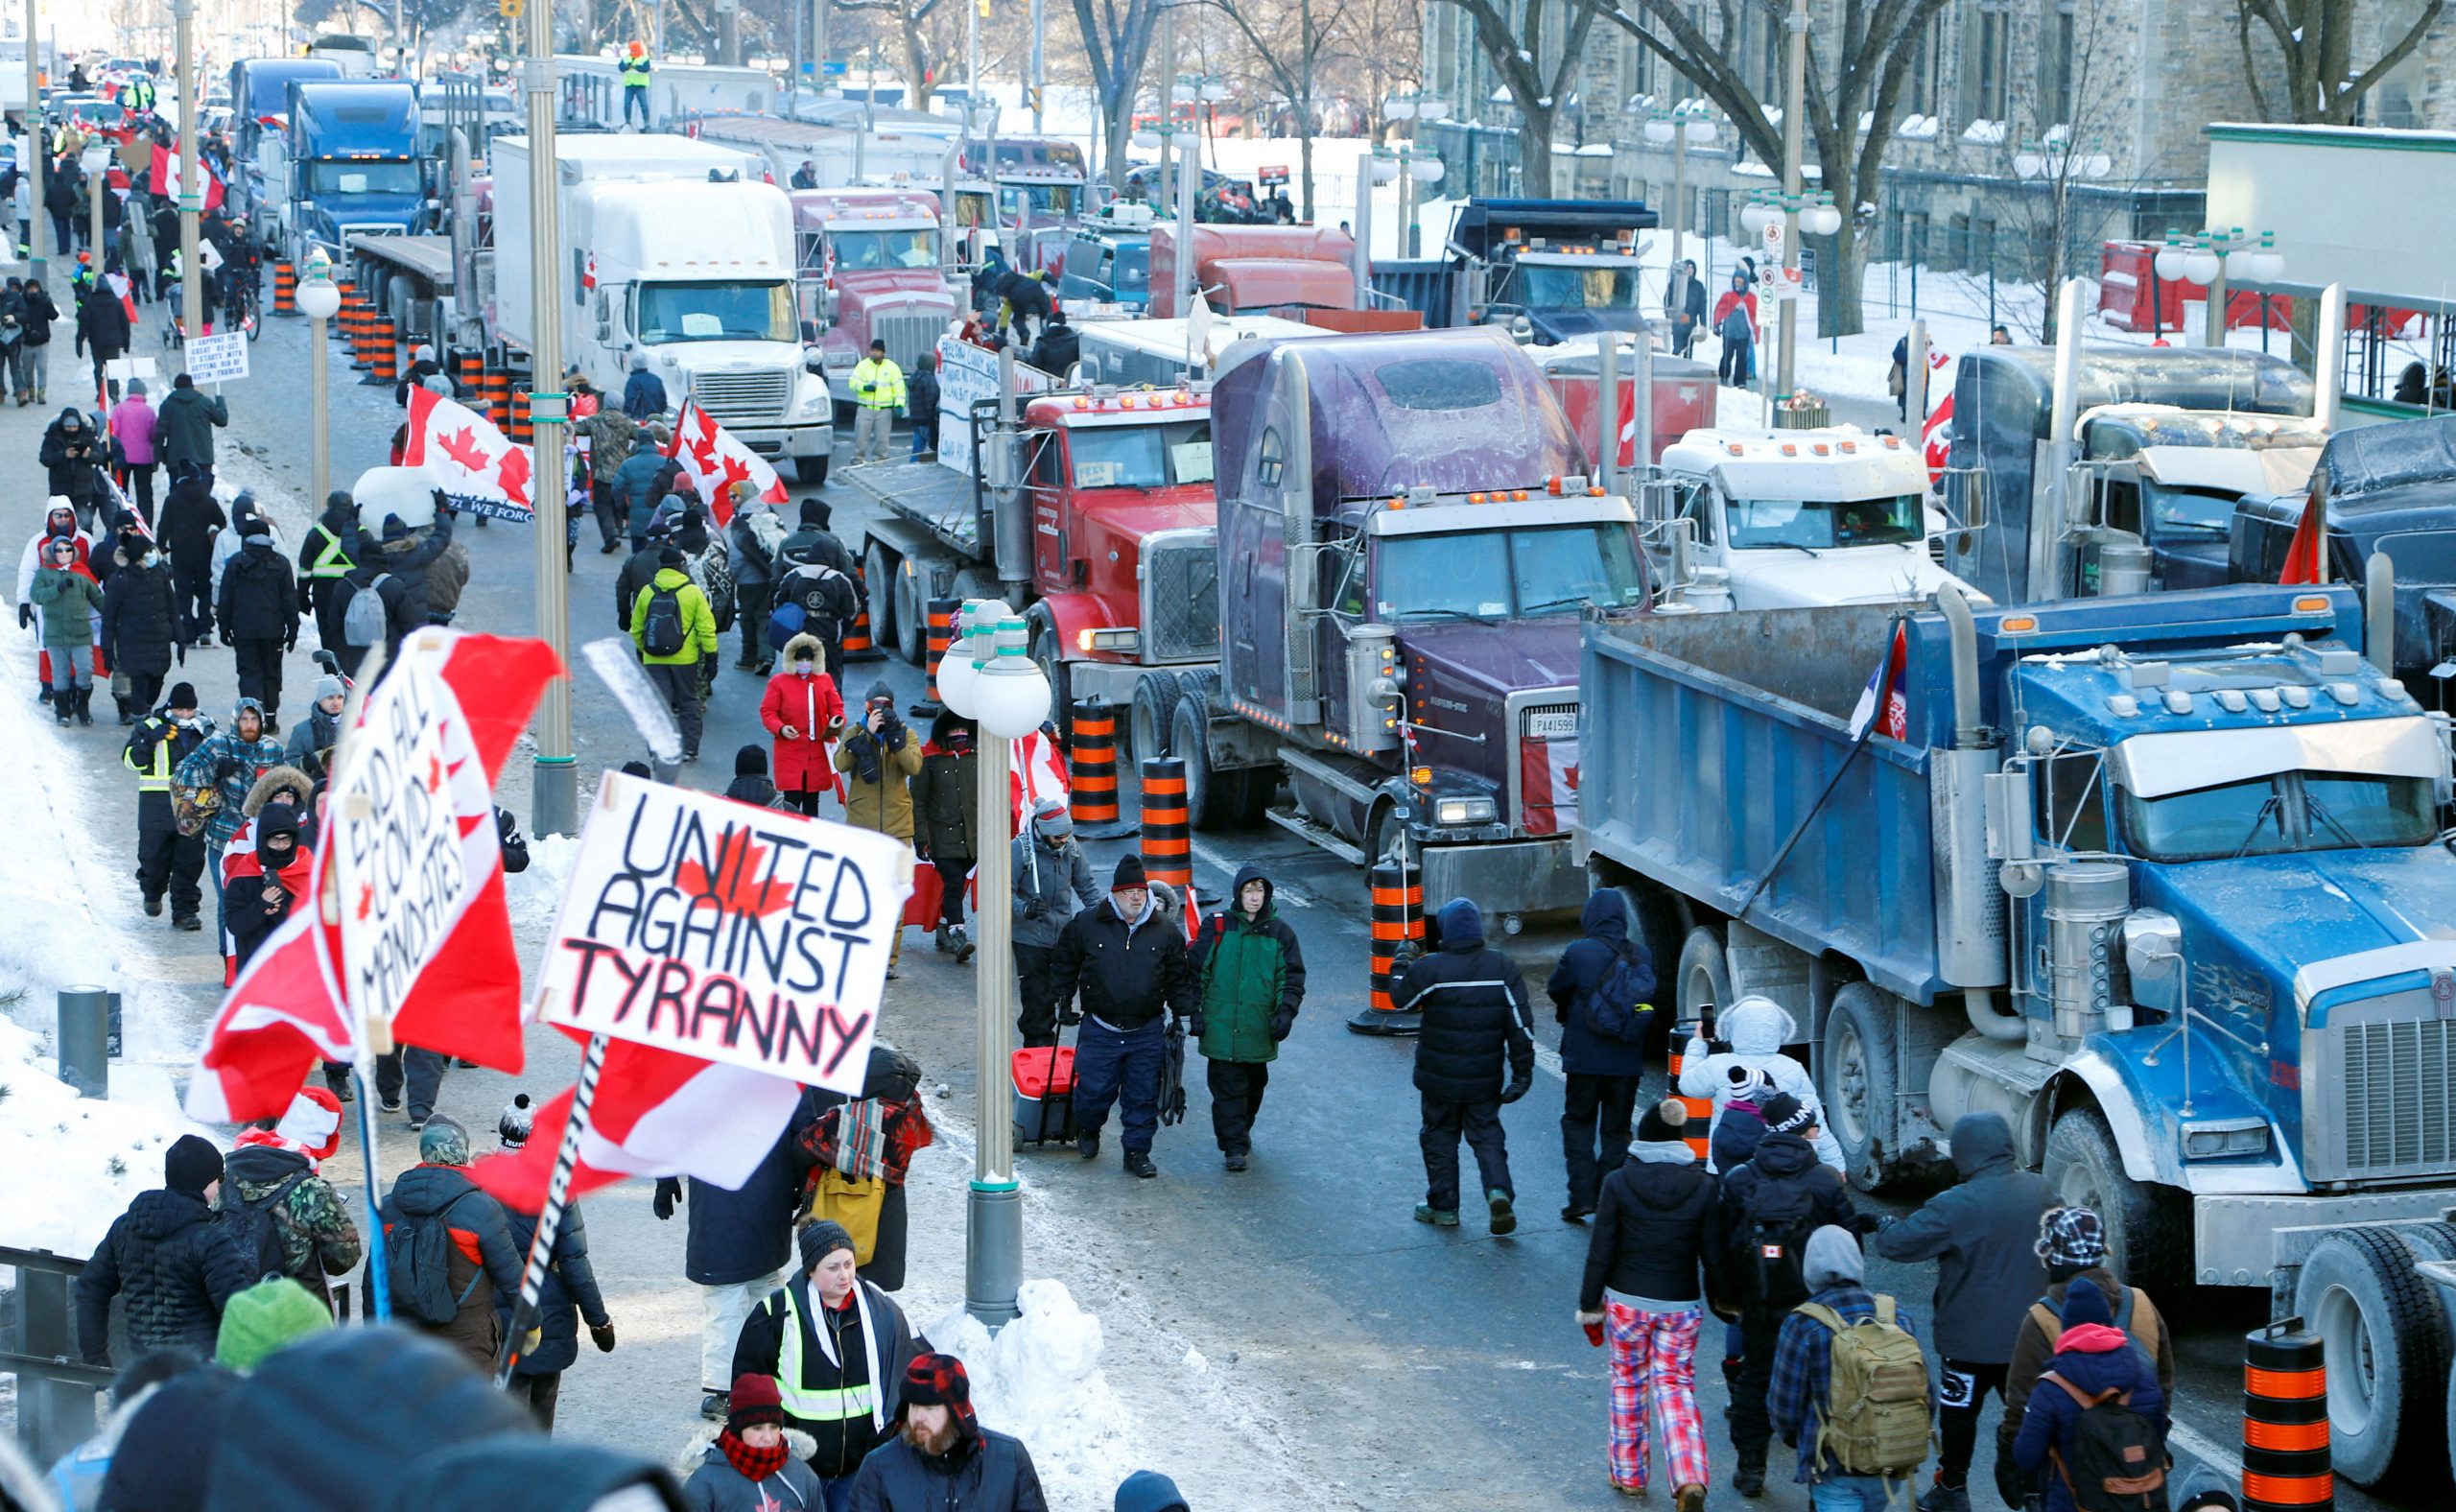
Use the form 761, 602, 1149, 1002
2180, 1119, 2269, 1159
793, 376, 833, 416
1434, 796, 1497, 826
1076, 627, 1139, 653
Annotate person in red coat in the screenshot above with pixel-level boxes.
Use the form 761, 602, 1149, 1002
760, 632, 845, 815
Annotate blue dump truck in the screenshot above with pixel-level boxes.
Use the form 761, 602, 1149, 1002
278, 80, 424, 266
1577, 585, 2456, 1303
1372, 198, 1656, 344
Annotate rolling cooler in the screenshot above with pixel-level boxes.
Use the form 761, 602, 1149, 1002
1011, 1040, 1078, 1147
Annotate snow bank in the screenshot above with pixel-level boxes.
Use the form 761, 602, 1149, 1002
928, 1280, 1139, 1502
506, 832, 580, 933
0, 1012, 197, 1258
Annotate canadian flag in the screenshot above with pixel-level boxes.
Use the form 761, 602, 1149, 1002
1922, 353, 1957, 486
184, 631, 561, 1123
665, 398, 788, 525
468, 1029, 809, 1211
1007, 726, 1069, 830
148, 142, 225, 213
401, 384, 535, 522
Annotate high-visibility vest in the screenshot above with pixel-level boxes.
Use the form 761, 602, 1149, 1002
125, 718, 176, 792
304, 523, 355, 579
774, 1282, 877, 1426
619, 53, 651, 87
849, 357, 906, 411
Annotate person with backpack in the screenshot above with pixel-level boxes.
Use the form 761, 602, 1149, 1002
1996, 1207, 2175, 1508
1191, 862, 1306, 1171
1398, 897, 1536, 1234
295, 490, 357, 650
1548, 889, 1657, 1222
632, 544, 719, 763
1680, 996, 1845, 1172
760, 632, 845, 815
333, 557, 406, 677
727, 493, 787, 673
1720, 1093, 1868, 1497
1874, 1112, 2057, 1512
74, 1136, 255, 1367
1576, 1099, 1720, 1506
1768, 1225, 1931, 1510
377, 1118, 526, 1370
2010, 1278, 2168, 1512
219, 1116, 361, 1315
770, 541, 861, 682
616, 514, 677, 631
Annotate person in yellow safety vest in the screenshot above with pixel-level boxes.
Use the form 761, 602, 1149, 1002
619, 42, 653, 130
124, 679, 211, 931
296, 488, 359, 652
119, 76, 156, 116
847, 340, 906, 466
729, 1221, 925, 1497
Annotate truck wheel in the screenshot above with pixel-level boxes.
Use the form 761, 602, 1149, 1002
1028, 621, 1072, 739
1676, 927, 1732, 1030
1128, 673, 1179, 766
1609, 882, 1683, 1062
1233, 765, 1280, 828
1820, 982, 1900, 1190
1173, 697, 1243, 830
796, 455, 830, 486
2293, 1225, 2455, 1485
2043, 1109, 2188, 1297
894, 563, 929, 668
1367, 800, 1407, 868
862, 543, 900, 661
387, 274, 415, 340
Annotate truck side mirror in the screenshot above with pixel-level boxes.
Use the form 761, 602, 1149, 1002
2122, 910, 2183, 1015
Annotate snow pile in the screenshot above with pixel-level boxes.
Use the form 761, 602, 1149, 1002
929, 1280, 1138, 1502
506, 832, 580, 932
0, 1011, 198, 1258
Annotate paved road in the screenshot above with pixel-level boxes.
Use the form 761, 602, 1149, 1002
5, 270, 2382, 1509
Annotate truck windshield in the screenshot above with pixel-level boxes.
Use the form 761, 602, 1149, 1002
1068, 420, 1213, 489
636, 282, 795, 344
1375, 524, 1646, 621
831, 228, 940, 271
2120, 769, 2437, 862
1517, 264, 1642, 310
1108, 245, 1149, 295
1000, 183, 1077, 219
2143, 484, 2234, 536
309, 159, 420, 196
2374, 529, 2456, 584
1728, 493, 1924, 551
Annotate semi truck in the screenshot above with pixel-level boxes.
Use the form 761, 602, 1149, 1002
1577, 583, 2456, 1296
1374, 197, 1656, 343
1146, 224, 1408, 326
225, 56, 344, 216
490, 134, 833, 482
1533, 338, 1715, 468
276, 80, 423, 267
791, 187, 957, 386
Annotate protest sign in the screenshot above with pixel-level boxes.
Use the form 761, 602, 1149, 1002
536, 771, 913, 1094
185, 331, 249, 384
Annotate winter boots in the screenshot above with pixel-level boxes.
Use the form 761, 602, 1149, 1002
1916, 1478, 1972, 1512
1732, 1456, 1767, 1500
934, 924, 976, 963
1124, 1150, 1157, 1179
1488, 1188, 1517, 1236
1412, 1204, 1459, 1227
51, 689, 91, 725
74, 688, 91, 726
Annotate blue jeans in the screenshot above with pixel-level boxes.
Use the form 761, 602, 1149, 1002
817, 1473, 855, 1512
623, 86, 649, 127
1072, 1017, 1166, 1153
1809, 1474, 1899, 1512
909, 418, 933, 459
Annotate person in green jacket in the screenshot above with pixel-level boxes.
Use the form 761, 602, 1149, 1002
1191, 862, 1306, 1170
630, 547, 719, 762
31, 535, 105, 724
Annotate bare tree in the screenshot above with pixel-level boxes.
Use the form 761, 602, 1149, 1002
1070, 0, 1169, 182
1593, 0, 1952, 339
1445, 0, 1596, 196
831, 0, 953, 106
2234, 0, 2444, 125
1333, 0, 1423, 142
1193, 0, 1345, 216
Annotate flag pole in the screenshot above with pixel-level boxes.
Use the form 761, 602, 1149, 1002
329, 638, 392, 1322
496, 1029, 610, 1386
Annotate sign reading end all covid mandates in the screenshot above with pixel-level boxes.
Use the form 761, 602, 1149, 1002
536, 771, 913, 1095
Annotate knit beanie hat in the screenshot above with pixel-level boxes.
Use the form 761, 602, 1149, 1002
168, 680, 200, 711
1112, 853, 1146, 889
727, 1373, 785, 1432
798, 1219, 856, 1273
1636, 1099, 1688, 1145
498, 1094, 533, 1152
216, 1279, 334, 1372
1032, 798, 1072, 839
2060, 1274, 2114, 1329
165, 1134, 224, 1196
899, 1353, 975, 1423
621, 760, 652, 778
314, 673, 346, 702
735, 744, 768, 778
1759, 1092, 1813, 1135
418, 1116, 471, 1167
1722, 1063, 1771, 1104
659, 546, 685, 567
2037, 1205, 2109, 1268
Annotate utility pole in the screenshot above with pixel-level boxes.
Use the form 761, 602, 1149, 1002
1156, 1, 1177, 213
524, 0, 578, 836
716, 0, 742, 67
24, 0, 42, 289
1774, 0, 1807, 397
813, 0, 827, 95
175, 0, 200, 345
1028, 0, 1043, 131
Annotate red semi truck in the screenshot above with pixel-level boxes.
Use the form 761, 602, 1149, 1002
790, 187, 959, 390
1146, 224, 1418, 331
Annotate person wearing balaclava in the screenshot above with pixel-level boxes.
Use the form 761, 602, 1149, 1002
76, 1134, 255, 1365
224, 806, 312, 969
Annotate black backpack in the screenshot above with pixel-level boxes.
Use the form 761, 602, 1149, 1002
1584, 947, 1654, 1045
388, 1191, 484, 1325
1737, 1170, 1823, 1308
219, 1170, 306, 1282
2043, 1372, 2168, 1512
641, 581, 688, 657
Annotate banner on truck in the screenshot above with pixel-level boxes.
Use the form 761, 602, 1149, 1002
933, 333, 1054, 473
536, 771, 913, 1094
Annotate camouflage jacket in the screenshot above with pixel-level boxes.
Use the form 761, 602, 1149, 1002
223, 1144, 362, 1295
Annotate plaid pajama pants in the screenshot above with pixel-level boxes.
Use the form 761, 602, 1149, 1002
1606, 1302, 1710, 1495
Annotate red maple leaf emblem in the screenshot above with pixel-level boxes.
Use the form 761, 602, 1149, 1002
686, 425, 721, 479
494, 444, 531, 509
676, 827, 795, 918
356, 880, 375, 921
435, 425, 491, 475
426, 752, 445, 795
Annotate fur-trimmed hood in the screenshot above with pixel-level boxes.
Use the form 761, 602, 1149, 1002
243, 764, 315, 817
780, 631, 827, 667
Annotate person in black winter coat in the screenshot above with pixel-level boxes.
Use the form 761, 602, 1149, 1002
1577, 1099, 1722, 1500
39, 405, 105, 520
296, 492, 359, 652
1052, 854, 1194, 1178
101, 532, 178, 720
75, 280, 130, 391
224, 808, 309, 967
1873, 1112, 2057, 1512
496, 1198, 615, 1431
905, 353, 941, 461
1399, 896, 1535, 1233
1717, 1091, 1868, 1496
656, 1087, 822, 1420
127, 683, 212, 926
1547, 889, 1656, 1222
217, 530, 299, 729
157, 461, 225, 642
1027, 310, 1079, 378
75, 1135, 254, 1366
615, 521, 675, 632
334, 557, 413, 674
847, 1352, 1047, 1512
15, 277, 59, 403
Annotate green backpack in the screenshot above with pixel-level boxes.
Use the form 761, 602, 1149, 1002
1795, 1295, 1933, 1479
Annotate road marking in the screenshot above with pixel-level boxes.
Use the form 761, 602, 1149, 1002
2166, 1421, 2242, 1478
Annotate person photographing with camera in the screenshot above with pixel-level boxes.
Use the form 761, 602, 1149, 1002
836, 684, 923, 972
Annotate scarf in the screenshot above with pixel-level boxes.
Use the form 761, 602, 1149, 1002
718, 1429, 790, 1482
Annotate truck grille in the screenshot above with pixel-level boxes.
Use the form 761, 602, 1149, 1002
690, 367, 792, 425
2329, 1017, 2456, 1178
872, 310, 942, 374
1140, 534, 1217, 662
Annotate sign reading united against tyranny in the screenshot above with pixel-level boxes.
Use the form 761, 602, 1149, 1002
537, 771, 911, 1094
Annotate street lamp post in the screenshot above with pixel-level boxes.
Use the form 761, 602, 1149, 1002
174, 0, 201, 345
939, 600, 1051, 1328
22, 0, 38, 287
523, 0, 577, 837
2158, 227, 2281, 347
295, 252, 342, 512
1641, 102, 1716, 280
1775, 0, 1807, 398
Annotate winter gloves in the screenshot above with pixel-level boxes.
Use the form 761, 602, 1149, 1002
590, 1321, 618, 1353
1268, 1008, 1295, 1042
652, 1177, 682, 1220
1500, 1074, 1531, 1105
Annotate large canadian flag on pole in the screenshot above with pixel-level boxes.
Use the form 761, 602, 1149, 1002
147, 142, 226, 213
401, 385, 535, 523
665, 399, 788, 525
185, 631, 562, 1123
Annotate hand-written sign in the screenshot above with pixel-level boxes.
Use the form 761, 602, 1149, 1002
537, 772, 913, 1093
333, 662, 478, 1027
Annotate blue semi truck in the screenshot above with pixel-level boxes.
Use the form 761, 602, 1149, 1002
275, 80, 424, 267
1576, 585, 2456, 1297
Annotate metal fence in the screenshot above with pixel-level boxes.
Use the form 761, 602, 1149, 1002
2, 1243, 108, 1466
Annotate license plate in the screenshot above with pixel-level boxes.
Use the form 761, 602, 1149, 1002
1526, 711, 1578, 740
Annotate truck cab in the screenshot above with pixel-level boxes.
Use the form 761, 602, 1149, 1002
1657, 426, 1983, 608
1147, 224, 1411, 328
282, 80, 423, 265
2080, 406, 2325, 591
1379, 198, 1657, 343
956, 136, 1086, 228
1055, 203, 1157, 312
790, 187, 955, 387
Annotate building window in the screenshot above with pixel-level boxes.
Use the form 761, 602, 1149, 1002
2039, 0, 2075, 128
1964, 0, 2009, 122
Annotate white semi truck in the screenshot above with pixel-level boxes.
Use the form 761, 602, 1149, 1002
490, 134, 834, 484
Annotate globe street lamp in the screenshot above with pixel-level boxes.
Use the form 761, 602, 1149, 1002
1639, 102, 1717, 276
2171, 227, 2281, 346
295, 253, 343, 522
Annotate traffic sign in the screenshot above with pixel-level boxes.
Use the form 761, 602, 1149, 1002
184, 331, 249, 384
821, 59, 848, 76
